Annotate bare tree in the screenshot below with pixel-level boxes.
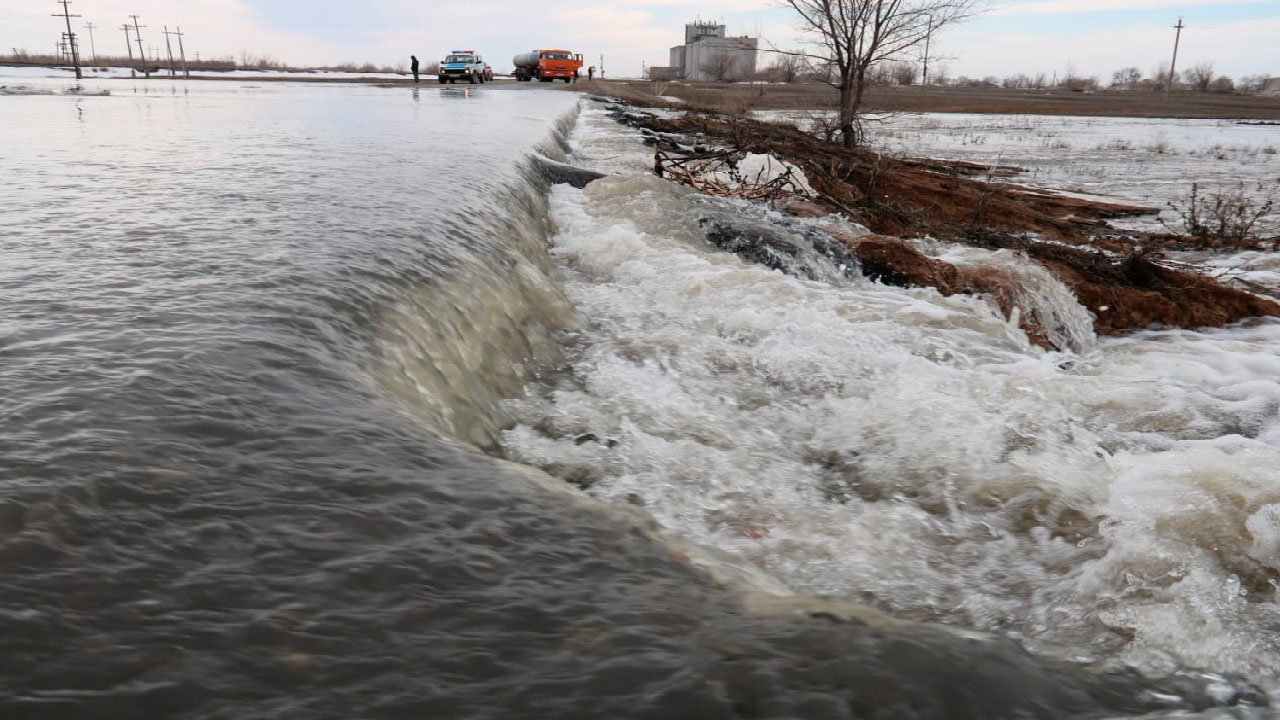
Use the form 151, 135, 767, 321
891, 60, 919, 85
1151, 61, 1173, 90
1238, 74, 1267, 94
780, 0, 983, 147
1111, 66, 1142, 90
769, 53, 806, 83
1183, 62, 1215, 92
702, 51, 739, 82
1209, 75, 1234, 94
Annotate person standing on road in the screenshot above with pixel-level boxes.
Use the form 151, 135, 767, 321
587, 65, 595, 82
410, 55, 420, 84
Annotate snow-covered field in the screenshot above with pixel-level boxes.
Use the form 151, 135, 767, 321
865, 112, 1279, 230
869, 112, 1280, 291
760, 109, 1280, 292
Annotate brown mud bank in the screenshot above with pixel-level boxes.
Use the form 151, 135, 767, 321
603, 101, 1280, 348
571, 80, 1280, 120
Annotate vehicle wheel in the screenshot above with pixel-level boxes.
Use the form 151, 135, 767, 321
478, 73, 485, 84
437, 77, 446, 84
563, 77, 571, 83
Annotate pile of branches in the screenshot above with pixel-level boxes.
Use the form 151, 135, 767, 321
653, 146, 804, 203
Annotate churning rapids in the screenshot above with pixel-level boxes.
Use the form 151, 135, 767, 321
2, 78, 1278, 719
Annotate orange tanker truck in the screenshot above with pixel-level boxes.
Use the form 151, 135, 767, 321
512, 49, 584, 83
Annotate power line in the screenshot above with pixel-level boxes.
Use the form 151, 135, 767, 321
52, 0, 82, 80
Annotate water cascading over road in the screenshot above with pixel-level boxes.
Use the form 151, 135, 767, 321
1, 78, 1276, 718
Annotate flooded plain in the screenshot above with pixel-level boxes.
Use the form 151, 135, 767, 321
2, 76, 1277, 718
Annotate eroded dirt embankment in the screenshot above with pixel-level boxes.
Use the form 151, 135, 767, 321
610, 105, 1280, 346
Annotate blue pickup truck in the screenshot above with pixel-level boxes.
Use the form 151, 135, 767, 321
438, 51, 493, 84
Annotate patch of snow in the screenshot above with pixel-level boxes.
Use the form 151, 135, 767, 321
737, 153, 815, 196
0, 83, 108, 96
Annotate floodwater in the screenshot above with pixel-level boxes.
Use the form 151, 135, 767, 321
1, 76, 1276, 719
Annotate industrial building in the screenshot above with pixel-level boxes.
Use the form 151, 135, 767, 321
649, 22, 758, 82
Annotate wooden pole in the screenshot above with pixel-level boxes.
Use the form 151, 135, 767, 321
175, 27, 189, 78
130, 15, 149, 78
121, 24, 136, 78
52, 0, 82, 79
1165, 17, 1185, 100
921, 15, 933, 85
163, 26, 176, 76
83, 21, 97, 65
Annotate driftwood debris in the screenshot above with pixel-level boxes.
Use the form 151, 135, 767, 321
613, 107, 1280, 341
653, 146, 807, 203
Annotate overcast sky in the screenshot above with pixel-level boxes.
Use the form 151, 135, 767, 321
4, 0, 1276, 80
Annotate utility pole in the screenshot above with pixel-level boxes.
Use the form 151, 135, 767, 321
1165, 16, 1185, 100
83, 21, 97, 64
921, 14, 934, 85
174, 27, 189, 78
599, 54, 604, 79
163, 26, 176, 76
129, 15, 148, 78
52, 0, 82, 79
120, 23, 136, 78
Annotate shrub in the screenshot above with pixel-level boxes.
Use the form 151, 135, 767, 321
1165, 181, 1279, 250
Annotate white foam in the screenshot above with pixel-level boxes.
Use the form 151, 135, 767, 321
503, 103, 1280, 681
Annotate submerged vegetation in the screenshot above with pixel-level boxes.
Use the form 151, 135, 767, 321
1165, 181, 1280, 250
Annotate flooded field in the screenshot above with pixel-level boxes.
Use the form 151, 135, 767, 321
2, 75, 1277, 718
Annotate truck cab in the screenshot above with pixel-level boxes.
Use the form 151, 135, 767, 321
512, 50, 584, 83
438, 51, 492, 84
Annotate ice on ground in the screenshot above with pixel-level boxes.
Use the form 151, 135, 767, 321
0, 83, 108, 96
0, 84, 53, 95
736, 153, 816, 196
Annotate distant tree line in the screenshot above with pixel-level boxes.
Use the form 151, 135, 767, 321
752, 54, 1272, 95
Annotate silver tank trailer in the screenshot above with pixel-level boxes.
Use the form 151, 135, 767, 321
513, 51, 542, 81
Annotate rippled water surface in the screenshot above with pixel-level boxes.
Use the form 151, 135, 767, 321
2, 77, 1277, 719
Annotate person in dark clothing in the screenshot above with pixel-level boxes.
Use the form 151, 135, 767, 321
587, 65, 594, 82
410, 55, 420, 84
